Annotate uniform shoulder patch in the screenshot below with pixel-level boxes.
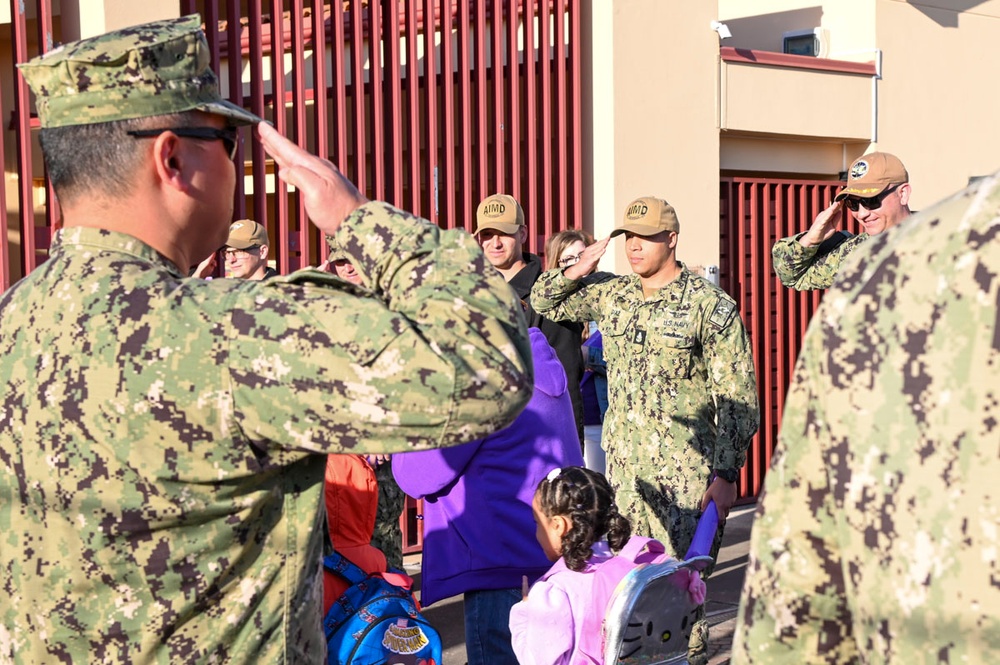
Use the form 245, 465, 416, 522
708, 298, 736, 329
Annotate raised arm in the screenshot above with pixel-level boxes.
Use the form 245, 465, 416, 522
226, 125, 533, 454
771, 200, 870, 291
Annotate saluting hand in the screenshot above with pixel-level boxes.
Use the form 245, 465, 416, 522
563, 236, 610, 280
257, 123, 369, 237
799, 200, 845, 248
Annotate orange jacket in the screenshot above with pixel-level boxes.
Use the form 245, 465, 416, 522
323, 454, 388, 613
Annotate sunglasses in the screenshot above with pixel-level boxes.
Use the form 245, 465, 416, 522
127, 126, 240, 160
843, 184, 900, 212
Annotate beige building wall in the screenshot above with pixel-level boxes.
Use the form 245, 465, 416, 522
584, 0, 722, 275
875, 0, 1000, 207
60, 0, 179, 41
715, 0, 1000, 211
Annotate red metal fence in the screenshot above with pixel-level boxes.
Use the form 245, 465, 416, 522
720, 177, 856, 500
1, 0, 582, 280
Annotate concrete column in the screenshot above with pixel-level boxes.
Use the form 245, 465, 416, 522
583, 0, 722, 273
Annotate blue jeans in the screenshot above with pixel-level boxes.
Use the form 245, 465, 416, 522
464, 587, 521, 665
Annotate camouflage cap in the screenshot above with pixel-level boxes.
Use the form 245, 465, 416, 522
610, 196, 681, 238
17, 14, 262, 128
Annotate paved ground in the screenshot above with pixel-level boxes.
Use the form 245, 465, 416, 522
404, 503, 756, 664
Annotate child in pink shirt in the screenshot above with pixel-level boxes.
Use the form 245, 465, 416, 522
510, 466, 707, 665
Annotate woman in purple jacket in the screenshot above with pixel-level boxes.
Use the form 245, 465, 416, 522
393, 328, 584, 665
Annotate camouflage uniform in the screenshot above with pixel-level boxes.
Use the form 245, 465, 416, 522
1, 15, 532, 664
371, 458, 405, 569
771, 231, 868, 290
531, 265, 760, 558
734, 173, 1000, 663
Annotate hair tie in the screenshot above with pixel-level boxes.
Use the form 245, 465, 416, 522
546, 467, 562, 482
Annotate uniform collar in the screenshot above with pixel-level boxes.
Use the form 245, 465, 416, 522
625, 262, 692, 303
52, 226, 185, 276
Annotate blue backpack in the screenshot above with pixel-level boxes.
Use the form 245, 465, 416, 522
323, 551, 443, 665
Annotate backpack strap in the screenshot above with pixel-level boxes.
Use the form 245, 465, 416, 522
617, 535, 665, 562
323, 550, 367, 587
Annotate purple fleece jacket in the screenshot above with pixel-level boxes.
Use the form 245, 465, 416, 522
393, 328, 584, 606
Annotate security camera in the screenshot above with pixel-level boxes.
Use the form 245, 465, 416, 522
711, 21, 732, 40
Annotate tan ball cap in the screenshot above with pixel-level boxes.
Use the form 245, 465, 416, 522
475, 194, 525, 235
835, 152, 909, 201
610, 196, 681, 238
226, 220, 268, 249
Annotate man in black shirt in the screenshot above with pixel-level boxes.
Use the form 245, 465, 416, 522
475, 194, 585, 443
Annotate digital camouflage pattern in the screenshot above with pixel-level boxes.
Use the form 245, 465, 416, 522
531, 266, 759, 560
771, 232, 868, 291
0, 202, 532, 663
734, 173, 1000, 663
17, 14, 260, 128
371, 458, 405, 569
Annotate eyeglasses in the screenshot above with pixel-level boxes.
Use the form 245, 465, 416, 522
844, 184, 900, 212
558, 253, 584, 267
224, 246, 260, 260
127, 127, 240, 160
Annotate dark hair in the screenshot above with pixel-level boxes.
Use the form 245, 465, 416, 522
38, 111, 199, 204
544, 229, 594, 270
535, 466, 631, 572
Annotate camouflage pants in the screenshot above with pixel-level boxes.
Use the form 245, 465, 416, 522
606, 456, 718, 665
371, 459, 405, 569
607, 456, 724, 565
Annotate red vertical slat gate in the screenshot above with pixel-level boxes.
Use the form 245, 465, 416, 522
1, 1, 582, 281
720, 177, 857, 500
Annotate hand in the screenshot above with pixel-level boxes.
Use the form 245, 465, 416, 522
799, 200, 844, 248
564, 236, 610, 280
366, 453, 390, 466
257, 123, 369, 237
700, 476, 738, 520
192, 251, 218, 279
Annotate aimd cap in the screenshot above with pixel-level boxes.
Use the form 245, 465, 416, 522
226, 220, 268, 249
17, 14, 262, 129
475, 194, 525, 235
835, 152, 909, 201
610, 196, 680, 238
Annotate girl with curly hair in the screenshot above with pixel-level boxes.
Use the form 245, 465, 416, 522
509, 466, 655, 664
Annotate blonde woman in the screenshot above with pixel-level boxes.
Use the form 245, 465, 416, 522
544, 229, 595, 272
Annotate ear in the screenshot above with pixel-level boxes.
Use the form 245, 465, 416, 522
667, 231, 679, 250
258, 243, 269, 261
552, 514, 572, 537
897, 183, 912, 207
151, 131, 190, 193
517, 226, 528, 245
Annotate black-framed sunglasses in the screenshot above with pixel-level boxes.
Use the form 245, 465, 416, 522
844, 184, 900, 212
127, 127, 240, 160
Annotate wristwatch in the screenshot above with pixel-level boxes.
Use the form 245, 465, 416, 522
714, 468, 739, 483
